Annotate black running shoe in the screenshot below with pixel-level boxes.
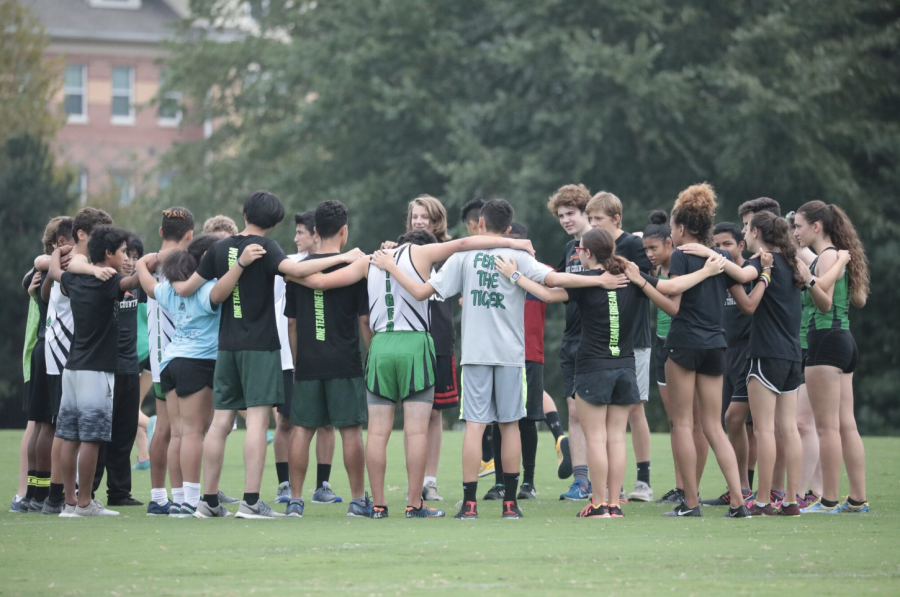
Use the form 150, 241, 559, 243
501, 500, 523, 519
454, 500, 478, 519
108, 496, 144, 507
516, 483, 537, 500
725, 504, 752, 518
370, 505, 389, 519
655, 487, 685, 504
663, 503, 702, 517
483, 484, 505, 500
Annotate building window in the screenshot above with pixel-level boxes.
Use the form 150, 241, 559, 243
111, 66, 135, 124
110, 171, 135, 205
157, 68, 182, 127
64, 65, 87, 123
89, 0, 142, 9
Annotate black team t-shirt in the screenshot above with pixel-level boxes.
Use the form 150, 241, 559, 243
558, 238, 584, 343
61, 271, 123, 373
566, 270, 641, 372
429, 260, 456, 356
665, 248, 738, 350
724, 277, 753, 345
116, 287, 144, 374
196, 235, 287, 352
284, 254, 368, 381
614, 231, 653, 349
746, 253, 802, 361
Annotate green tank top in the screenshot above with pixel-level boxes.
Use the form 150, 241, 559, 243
800, 291, 813, 350
807, 248, 850, 333
656, 274, 671, 338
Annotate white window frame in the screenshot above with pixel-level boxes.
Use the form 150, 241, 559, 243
89, 0, 142, 9
111, 171, 136, 205
64, 64, 88, 124
157, 69, 182, 128
111, 66, 135, 126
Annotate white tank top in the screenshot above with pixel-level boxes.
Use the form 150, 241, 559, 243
275, 253, 306, 371
367, 245, 430, 333
147, 271, 176, 383
45, 282, 73, 375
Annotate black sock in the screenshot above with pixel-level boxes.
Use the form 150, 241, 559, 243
34, 471, 51, 502
25, 470, 36, 500
821, 497, 838, 508
544, 411, 564, 440
519, 418, 537, 486
463, 482, 478, 504
243, 492, 260, 506
848, 496, 866, 506
492, 424, 504, 485
503, 472, 519, 504
481, 427, 493, 462
275, 462, 289, 484
316, 463, 332, 488
204, 493, 220, 508
49, 482, 64, 503
637, 461, 650, 486
748, 469, 755, 490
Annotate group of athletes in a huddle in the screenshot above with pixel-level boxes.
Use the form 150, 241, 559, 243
11, 180, 869, 519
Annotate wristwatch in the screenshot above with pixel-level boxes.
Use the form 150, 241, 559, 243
805, 277, 817, 289
510, 271, 522, 283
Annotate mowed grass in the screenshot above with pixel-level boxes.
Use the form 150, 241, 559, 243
0, 429, 897, 596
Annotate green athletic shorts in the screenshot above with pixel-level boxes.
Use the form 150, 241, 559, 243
213, 349, 284, 410
291, 377, 366, 429
365, 331, 436, 403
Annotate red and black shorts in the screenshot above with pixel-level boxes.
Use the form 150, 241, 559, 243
433, 354, 459, 410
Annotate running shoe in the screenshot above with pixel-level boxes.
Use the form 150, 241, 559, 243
275, 481, 291, 504
608, 504, 625, 518
422, 480, 444, 502
42, 498, 64, 515
478, 459, 495, 478
193, 500, 232, 518
483, 484, 505, 500
454, 500, 478, 519
312, 481, 343, 504
177, 503, 197, 517
346, 494, 374, 518
370, 505, 389, 519
131, 459, 150, 471
406, 503, 445, 518
576, 503, 609, 518
517, 483, 537, 500
108, 496, 144, 507
838, 497, 870, 513
748, 503, 776, 516
627, 481, 653, 502
147, 415, 157, 446
801, 501, 840, 514
266, 430, 275, 445
59, 504, 77, 518
655, 487, 685, 504
618, 488, 629, 504
556, 436, 573, 479
702, 488, 752, 506
795, 494, 811, 509
803, 490, 820, 505
147, 501, 173, 516
73, 501, 119, 517
770, 490, 786, 508
725, 504, 752, 518
167, 503, 183, 517
663, 503, 702, 517
236, 499, 284, 519
23, 498, 45, 513
285, 498, 304, 518
559, 479, 591, 501
9, 496, 26, 512
502, 500, 523, 519
218, 490, 240, 504
778, 502, 802, 517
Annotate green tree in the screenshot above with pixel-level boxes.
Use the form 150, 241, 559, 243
161, 0, 900, 432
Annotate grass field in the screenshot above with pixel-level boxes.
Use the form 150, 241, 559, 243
1, 430, 897, 596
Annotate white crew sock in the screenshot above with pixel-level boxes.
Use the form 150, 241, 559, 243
183, 482, 201, 508
172, 487, 185, 505
151, 488, 168, 506
424, 476, 437, 488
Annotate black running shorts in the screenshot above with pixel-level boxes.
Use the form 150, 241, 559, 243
806, 329, 858, 374
525, 361, 545, 420
27, 341, 52, 424
560, 339, 579, 400
666, 347, 726, 376
653, 335, 667, 386
433, 354, 459, 410
747, 358, 803, 395
574, 367, 640, 407
724, 340, 751, 403
160, 358, 216, 398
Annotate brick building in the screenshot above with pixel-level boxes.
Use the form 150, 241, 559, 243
25, 0, 202, 204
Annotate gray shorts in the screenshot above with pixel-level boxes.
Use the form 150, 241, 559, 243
55, 369, 114, 443
635, 347, 651, 402
460, 365, 526, 424
366, 386, 434, 407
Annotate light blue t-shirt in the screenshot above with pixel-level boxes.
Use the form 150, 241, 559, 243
154, 279, 220, 371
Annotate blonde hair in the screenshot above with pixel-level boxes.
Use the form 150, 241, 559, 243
547, 184, 590, 215
586, 191, 623, 226
406, 195, 450, 243
203, 215, 239, 235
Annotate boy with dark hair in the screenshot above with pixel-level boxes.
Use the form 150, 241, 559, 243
460, 199, 486, 237
48, 226, 142, 516
282, 200, 371, 517
737, 197, 781, 222
173, 191, 364, 518
546, 184, 590, 499
145, 207, 195, 515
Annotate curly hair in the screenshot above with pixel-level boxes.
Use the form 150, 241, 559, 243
42, 216, 72, 255
797, 200, 870, 304
547, 184, 591, 215
671, 183, 717, 246
750, 212, 804, 289
203, 215, 239, 235
406, 195, 451, 243
580, 228, 627, 275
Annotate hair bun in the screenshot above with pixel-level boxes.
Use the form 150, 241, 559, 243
649, 210, 668, 225
676, 183, 717, 212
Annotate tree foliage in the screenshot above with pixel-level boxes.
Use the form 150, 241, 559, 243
156, 0, 900, 431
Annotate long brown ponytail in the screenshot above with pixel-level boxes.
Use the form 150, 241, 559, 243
580, 228, 627, 275
750, 212, 804, 289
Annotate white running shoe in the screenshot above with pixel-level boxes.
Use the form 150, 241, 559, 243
235, 499, 285, 519
627, 481, 654, 502
73, 501, 119, 517
59, 504, 77, 518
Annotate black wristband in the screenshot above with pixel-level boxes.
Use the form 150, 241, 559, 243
237, 260, 245, 269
